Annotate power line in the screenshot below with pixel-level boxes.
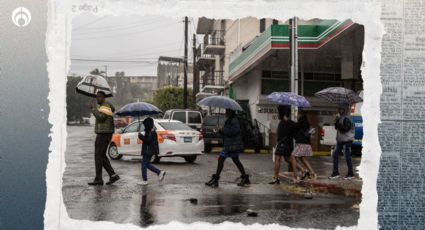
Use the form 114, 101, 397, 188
73, 22, 181, 40
73, 18, 170, 35
71, 58, 158, 64
71, 48, 182, 60
71, 42, 182, 58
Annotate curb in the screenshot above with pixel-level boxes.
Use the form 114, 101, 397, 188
280, 174, 361, 198
299, 180, 361, 198
209, 147, 330, 156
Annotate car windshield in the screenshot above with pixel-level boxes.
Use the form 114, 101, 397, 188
172, 112, 186, 123
188, 112, 202, 123
159, 122, 193, 131
124, 121, 144, 133
204, 116, 225, 126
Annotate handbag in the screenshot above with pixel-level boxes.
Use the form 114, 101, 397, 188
275, 137, 288, 154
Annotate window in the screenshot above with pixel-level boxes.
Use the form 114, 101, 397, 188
261, 71, 290, 95
260, 18, 266, 33
172, 112, 186, 123
203, 115, 226, 126
158, 122, 192, 131
218, 116, 226, 125
188, 112, 202, 123
163, 111, 171, 119
203, 116, 218, 126
124, 121, 144, 133
302, 72, 342, 96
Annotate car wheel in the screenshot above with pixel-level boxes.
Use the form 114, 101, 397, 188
184, 155, 197, 163
107, 144, 123, 160
204, 145, 212, 153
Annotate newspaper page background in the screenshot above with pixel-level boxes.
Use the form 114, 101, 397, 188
378, 0, 425, 228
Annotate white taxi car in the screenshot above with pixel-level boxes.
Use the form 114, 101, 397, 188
107, 119, 204, 163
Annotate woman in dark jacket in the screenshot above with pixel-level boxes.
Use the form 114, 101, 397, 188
270, 106, 303, 184
205, 109, 250, 187
292, 111, 317, 179
138, 118, 166, 185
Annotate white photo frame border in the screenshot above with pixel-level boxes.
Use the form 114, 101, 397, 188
44, 0, 384, 229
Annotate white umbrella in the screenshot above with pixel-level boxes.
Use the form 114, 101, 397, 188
76, 75, 113, 98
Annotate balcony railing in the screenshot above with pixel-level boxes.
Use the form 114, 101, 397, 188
203, 30, 225, 46
201, 71, 225, 88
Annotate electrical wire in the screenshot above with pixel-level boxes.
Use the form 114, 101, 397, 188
73, 22, 181, 40
73, 17, 171, 35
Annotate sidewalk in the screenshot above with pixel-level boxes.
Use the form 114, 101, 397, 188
209, 147, 362, 197
279, 156, 362, 198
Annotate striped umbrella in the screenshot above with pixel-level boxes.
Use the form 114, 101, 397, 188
315, 87, 362, 105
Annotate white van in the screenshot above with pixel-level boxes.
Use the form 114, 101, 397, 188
163, 109, 203, 130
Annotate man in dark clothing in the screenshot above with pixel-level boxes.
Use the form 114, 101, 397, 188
205, 109, 250, 187
88, 91, 120, 186
329, 106, 355, 180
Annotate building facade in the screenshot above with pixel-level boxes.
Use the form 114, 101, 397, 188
157, 56, 193, 89
195, 18, 364, 150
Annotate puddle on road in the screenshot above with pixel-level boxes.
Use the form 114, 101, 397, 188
136, 193, 359, 227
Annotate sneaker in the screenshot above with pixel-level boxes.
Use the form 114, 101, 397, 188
106, 174, 120, 185
344, 175, 355, 180
138, 180, 149, 185
328, 174, 340, 180
159, 171, 166, 182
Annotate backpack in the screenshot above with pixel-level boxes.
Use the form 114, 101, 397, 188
339, 117, 353, 133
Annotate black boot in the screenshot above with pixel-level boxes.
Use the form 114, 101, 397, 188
88, 179, 104, 186
237, 175, 250, 186
205, 174, 219, 187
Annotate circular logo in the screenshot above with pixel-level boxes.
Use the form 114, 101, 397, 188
12, 7, 31, 27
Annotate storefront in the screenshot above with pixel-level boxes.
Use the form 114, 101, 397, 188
228, 19, 364, 150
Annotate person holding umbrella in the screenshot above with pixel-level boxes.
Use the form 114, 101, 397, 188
269, 105, 298, 184
314, 87, 362, 180
205, 109, 250, 187
266, 92, 311, 183
88, 91, 120, 186
329, 105, 355, 180
198, 96, 250, 187
114, 101, 164, 185
292, 110, 317, 180
138, 118, 166, 185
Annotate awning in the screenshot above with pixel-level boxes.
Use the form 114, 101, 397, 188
229, 19, 355, 80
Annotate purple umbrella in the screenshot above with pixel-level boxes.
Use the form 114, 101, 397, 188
267, 92, 311, 108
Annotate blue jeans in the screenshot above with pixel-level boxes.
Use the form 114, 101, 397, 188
141, 154, 161, 181
332, 141, 354, 176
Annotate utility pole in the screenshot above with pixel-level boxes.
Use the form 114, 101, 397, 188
192, 34, 199, 104
289, 17, 299, 121
183, 16, 189, 109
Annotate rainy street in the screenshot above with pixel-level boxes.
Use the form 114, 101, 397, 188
63, 126, 360, 228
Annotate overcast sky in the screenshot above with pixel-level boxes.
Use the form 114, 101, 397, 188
69, 13, 198, 76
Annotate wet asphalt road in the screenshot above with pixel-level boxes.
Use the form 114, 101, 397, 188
63, 126, 359, 228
